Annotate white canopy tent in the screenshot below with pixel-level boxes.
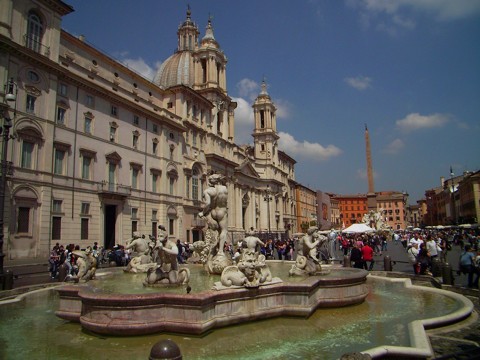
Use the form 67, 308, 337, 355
342, 223, 375, 234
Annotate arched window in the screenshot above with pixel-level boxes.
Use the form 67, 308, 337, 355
192, 167, 200, 200
27, 11, 43, 53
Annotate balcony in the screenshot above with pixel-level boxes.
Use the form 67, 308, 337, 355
24, 35, 51, 58
97, 181, 131, 198
191, 218, 206, 229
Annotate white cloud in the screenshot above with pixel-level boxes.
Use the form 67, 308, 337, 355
383, 138, 405, 154
395, 113, 450, 133
232, 97, 254, 145
347, 0, 480, 35
120, 57, 160, 80
278, 132, 342, 161
236, 78, 260, 101
344, 76, 372, 90
355, 0, 480, 20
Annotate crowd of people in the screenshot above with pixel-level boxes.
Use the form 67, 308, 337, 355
48, 226, 480, 287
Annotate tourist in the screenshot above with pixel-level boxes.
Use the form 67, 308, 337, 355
416, 244, 431, 276
459, 245, 477, 288
407, 242, 420, 275
48, 243, 60, 279
176, 239, 185, 264
381, 234, 388, 252
276, 239, 286, 260
361, 242, 375, 271
350, 242, 363, 269
426, 235, 440, 260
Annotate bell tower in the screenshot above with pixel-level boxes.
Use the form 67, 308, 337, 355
252, 80, 279, 175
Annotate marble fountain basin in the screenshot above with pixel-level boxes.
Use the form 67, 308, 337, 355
55, 263, 369, 336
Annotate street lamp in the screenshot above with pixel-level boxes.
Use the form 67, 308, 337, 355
264, 185, 272, 235
0, 78, 17, 290
449, 166, 456, 225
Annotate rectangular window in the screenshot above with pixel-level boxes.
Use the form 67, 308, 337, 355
21, 141, 34, 169
169, 218, 174, 236
17, 207, 30, 233
192, 131, 197, 147
86, 94, 94, 107
84, 117, 92, 134
132, 220, 138, 235
132, 168, 139, 189
56, 107, 66, 125
131, 208, 138, 219
110, 127, 116, 142
81, 202, 90, 215
111, 105, 118, 116
152, 173, 158, 193
26, 94, 36, 113
152, 124, 158, 133
59, 83, 68, 97
81, 156, 92, 180
151, 222, 157, 239
54, 149, 65, 175
52, 200, 62, 213
133, 134, 139, 149
192, 177, 199, 200
167, 102, 173, 109
169, 177, 174, 195
52, 216, 62, 240
186, 177, 190, 198
81, 218, 89, 240
133, 115, 139, 125
152, 142, 158, 155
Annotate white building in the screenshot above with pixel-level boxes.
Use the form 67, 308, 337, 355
0, 0, 297, 259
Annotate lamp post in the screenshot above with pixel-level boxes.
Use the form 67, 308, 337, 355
264, 185, 272, 236
449, 166, 456, 225
0, 78, 17, 290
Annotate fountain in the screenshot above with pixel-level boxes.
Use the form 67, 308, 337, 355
1, 173, 474, 359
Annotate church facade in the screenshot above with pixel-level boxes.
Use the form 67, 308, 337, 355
0, 1, 298, 259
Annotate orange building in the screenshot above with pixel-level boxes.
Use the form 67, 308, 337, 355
295, 184, 317, 233
333, 194, 368, 228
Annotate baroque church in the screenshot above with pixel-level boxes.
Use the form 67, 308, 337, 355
0, 1, 298, 259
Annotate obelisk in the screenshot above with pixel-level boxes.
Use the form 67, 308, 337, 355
365, 124, 377, 212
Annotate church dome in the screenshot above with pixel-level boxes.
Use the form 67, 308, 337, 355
154, 51, 195, 88
154, 7, 198, 88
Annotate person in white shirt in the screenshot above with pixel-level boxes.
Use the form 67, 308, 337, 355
426, 235, 439, 259
407, 242, 420, 274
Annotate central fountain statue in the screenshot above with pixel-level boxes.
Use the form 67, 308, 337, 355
197, 172, 232, 274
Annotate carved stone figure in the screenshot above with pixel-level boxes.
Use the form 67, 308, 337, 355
243, 229, 265, 252
217, 249, 267, 288
124, 232, 156, 273
362, 209, 389, 231
143, 226, 190, 286
69, 247, 96, 282
289, 226, 328, 276
198, 173, 232, 274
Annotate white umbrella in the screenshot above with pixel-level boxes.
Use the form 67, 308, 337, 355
342, 223, 375, 234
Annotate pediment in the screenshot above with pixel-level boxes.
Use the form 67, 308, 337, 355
235, 160, 260, 178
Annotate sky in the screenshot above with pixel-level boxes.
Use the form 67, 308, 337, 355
61, 0, 480, 204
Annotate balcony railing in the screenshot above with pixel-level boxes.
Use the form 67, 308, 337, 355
97, 181, 131, 196
24, 35, 51, 57
191, 218, 206, 228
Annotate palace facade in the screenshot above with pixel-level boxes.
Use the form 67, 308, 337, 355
0, 0, 297, 259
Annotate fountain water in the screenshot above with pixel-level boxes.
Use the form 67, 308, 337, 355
0, 275, 473, 359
